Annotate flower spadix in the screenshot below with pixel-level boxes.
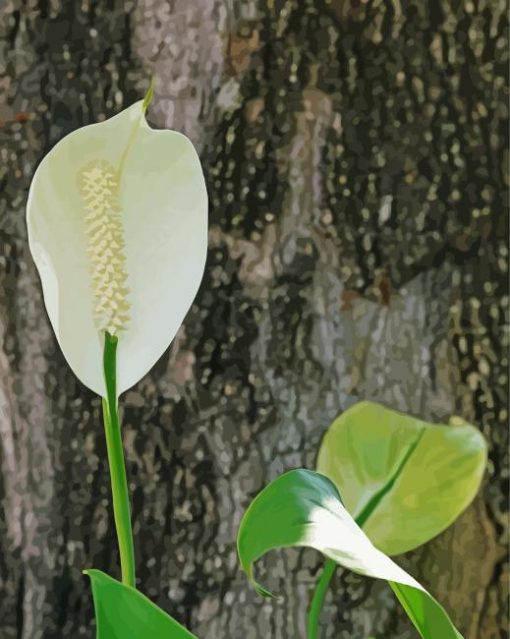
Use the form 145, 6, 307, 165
27, 98, 208, 397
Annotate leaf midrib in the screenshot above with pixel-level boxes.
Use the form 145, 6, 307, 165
355, 428, 426, 529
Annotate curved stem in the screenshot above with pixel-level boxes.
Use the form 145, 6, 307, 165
102, 331, 136, 588
307, 558, 337, 639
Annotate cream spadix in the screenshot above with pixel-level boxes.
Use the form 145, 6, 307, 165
27, 100, 208, 397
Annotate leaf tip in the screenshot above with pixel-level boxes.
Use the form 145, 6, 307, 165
253, 582, 278, 599
82, 568, 100, 580
244, 564, 279, 600
142, 77, 156, 114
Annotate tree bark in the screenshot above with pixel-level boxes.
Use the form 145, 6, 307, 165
0, 1, 507, 638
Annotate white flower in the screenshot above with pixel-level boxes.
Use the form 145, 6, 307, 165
27, 98, 208, 397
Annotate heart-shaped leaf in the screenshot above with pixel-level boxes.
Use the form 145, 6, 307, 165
237, 469, 463, 639
85, 569, 197, 639
316, 401, 487, 555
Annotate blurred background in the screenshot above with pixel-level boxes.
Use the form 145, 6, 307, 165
0, 1, 508, 638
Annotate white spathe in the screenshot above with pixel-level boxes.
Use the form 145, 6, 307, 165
27, 100, 208, 397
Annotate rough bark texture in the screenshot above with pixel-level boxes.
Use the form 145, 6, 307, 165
0, 1, 508, 638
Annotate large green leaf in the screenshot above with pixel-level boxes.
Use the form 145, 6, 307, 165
316, 401, 487, 555
237, 469, 463, 639
85, 569, 197, 639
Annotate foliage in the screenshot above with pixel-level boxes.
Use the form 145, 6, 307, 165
86, 570, 197, 639
317, 401, 487, 555
237, 402, 487, 638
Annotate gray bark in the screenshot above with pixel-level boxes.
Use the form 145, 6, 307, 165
0, 1, 507, 638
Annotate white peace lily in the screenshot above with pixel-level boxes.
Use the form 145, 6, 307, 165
27, 96, 208, 397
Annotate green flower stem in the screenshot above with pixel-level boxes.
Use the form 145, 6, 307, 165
102, 331, 136, 588
307, 558, 337, 639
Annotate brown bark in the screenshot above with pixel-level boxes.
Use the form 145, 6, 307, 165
0, 1, 507, 638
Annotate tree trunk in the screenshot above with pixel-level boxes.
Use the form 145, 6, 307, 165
0, 1, 507, 638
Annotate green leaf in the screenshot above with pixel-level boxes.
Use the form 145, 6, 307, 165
237, 469, 463, 639
85, 569, 197, 639
316, 401, 487, 555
